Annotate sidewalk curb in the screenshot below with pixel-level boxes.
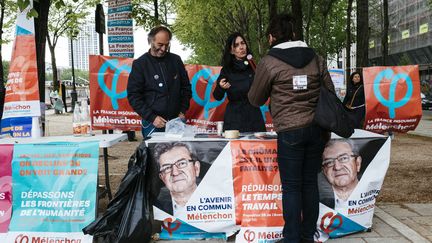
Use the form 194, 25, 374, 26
374, 206, 430, 242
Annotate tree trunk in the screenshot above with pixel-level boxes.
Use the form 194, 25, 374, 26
291, 0, 303, 40
382, 0, 389, 65
268, 0, 277, 22
346, 0, 353, 82
154, 0, 159, 22
305, 0, 315, 44
356, 0, 369, 69
34, 0, 50, 104
48, 43, 59, 92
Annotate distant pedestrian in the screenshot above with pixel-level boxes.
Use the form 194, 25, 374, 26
343, 71, 365, 129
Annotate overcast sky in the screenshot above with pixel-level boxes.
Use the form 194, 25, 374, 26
2, 27, 192, 68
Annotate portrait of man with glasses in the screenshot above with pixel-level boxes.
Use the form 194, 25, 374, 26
320, 138, 362, 209
153, 142, 201, 216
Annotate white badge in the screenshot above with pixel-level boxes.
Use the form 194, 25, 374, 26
293, 75, 308, 90
159, 83, 163, 87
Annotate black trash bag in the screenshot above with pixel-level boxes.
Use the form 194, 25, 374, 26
83, 142, 154, 243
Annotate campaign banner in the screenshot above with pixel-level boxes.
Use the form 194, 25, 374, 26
148, 141, 236, 239
89, 55, 141, 131
7, 141, 98, 243
0, 117, 32, 137
185, 65, 273, 133
108, 0, 134, 58
1, 2, 40, 137
231, 140, 284, 242
147, 130, 391, 242
89, 56, 273, 131
363, 65, 422, 133
329, 69, 345, 100
316, 130, 390, 241
0, 145, 13, 234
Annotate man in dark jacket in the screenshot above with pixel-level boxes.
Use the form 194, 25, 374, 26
127, 26, 192, 139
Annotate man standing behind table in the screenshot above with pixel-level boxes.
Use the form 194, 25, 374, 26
127, 26, 192, 139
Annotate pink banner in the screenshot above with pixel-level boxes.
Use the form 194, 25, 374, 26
0, 144, 13, 232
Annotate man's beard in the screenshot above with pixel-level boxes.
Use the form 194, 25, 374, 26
151, 44, 168, 57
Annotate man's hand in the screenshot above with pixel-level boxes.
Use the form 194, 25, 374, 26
219, 78, 231, 89
178, 112, 186, 120
153, 116, 167, 128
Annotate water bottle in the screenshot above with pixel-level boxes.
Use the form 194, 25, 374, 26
72, 102, 82, 136
80, 99, 92, 136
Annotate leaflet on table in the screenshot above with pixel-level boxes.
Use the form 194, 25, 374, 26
5, 141, 99, 243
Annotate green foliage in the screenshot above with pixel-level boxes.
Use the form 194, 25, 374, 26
46, 68, 89, 85
306, 0, 347, 60
173, 0, 275, 65
172, 0, 346, 65
2, 61, 9, 82
0, 0, 18, 45
398, 53, 411, 66
132, 0, 174, 28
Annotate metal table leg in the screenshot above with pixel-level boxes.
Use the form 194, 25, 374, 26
103, 147, 112, 200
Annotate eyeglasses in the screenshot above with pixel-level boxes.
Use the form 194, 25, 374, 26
159, 159, 195, 174
322, 153, 357, 168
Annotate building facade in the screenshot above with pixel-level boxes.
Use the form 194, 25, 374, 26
68, 22, 99, 71
368, 0, 432, 72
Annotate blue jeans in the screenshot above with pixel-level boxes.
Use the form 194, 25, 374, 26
141, 120, 164, 139
277, 125, 325, 243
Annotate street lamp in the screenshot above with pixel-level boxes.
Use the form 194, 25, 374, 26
70, 30, 78, 111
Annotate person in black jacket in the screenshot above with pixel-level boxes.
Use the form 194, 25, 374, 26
212, 32, 266, 133
343, 71, 365, 129
127, 26, 192, 139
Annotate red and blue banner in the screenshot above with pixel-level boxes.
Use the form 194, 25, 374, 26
363, 65, 422, 133
89, 55, 273, 132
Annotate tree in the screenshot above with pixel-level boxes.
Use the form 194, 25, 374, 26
173, 0, 289, 65
356, 0, 369, 69
46, 0, 91, 92
345, 0, 353, 80
291, 0, 303, 40
0, 0, 17, 86
268, 0, 277, 22
132, 0, 174, 28
381, 0, 389, 65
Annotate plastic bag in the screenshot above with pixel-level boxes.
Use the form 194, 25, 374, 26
83, 142, 154, 243
165, 117, 186, 138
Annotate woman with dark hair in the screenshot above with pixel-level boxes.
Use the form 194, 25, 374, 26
212, 32, 266, 133
343, 71, 365, 128
248, 14, 335, 243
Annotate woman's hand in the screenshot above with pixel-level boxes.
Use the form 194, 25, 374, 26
219, 78, 231, 89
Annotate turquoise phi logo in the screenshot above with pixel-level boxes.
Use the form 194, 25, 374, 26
98, 59, 131, 110
191, 68, 269, 121
373, 68, 413, 119
191, 68, 224, 119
